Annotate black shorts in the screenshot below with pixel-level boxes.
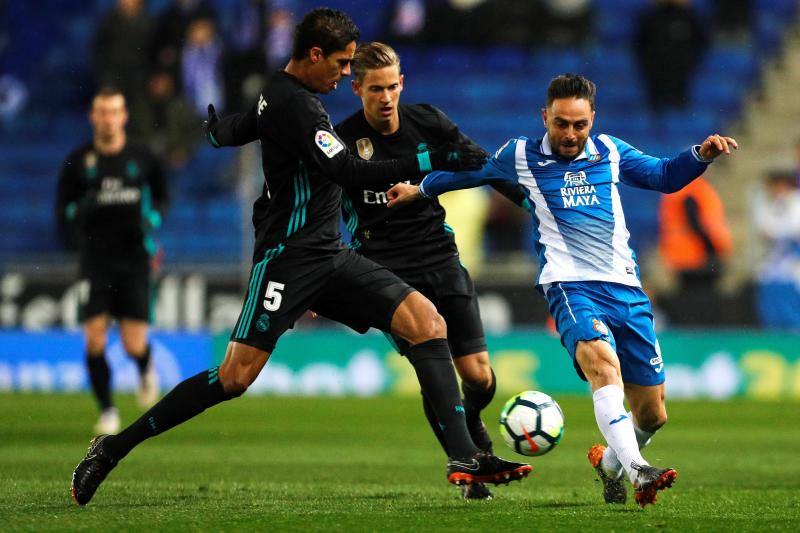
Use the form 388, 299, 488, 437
389, 259, 487, 358
231, 247, 414, 353
78, 265, 152, 322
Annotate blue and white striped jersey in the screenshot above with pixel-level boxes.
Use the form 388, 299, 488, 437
419, 134, 712, 289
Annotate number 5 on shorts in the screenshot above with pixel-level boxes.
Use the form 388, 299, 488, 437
263, 281, 285, 311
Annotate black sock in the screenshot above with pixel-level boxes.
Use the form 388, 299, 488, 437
421, 391, 449, 456
104, 367, 239, 460
407, 339, 479, 459
86, 352, 112, 411
462, 368, 496, 426
129, 344, 151, 376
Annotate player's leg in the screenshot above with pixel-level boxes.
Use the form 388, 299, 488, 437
70, 341, 266, 505
598, 383, 666, 479
431, 261, 497, 452
118, 266, 158, 407
453, 353, 495, 451
583, 283, 676, 506
84, 313, 119, 434
120, 319, 158, 408
547, 283, 648, 492
575, 338, 651, 482
71, 248, 305, 505
390, 292, 530, 484
311, 251, 531, 485
409, 261, 496, 457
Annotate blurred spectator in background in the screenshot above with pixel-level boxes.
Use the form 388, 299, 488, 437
181, 16, 224, 115
266, 5, 295, 68
93, 0, 153, 139
539, 0, 594, 48
222, 0, 267, 112
635, 0, 708, 112
139, 70, 200, 169
753, 170, 800, 329
221, 1, 295, 112
795, 137, 800, 185
386, 0, 426, 42
420, 0, 536, 46
659, 176, 732, 293
713, 0, 752, 43
152, 0, 216, 87
484, 191, 526, 256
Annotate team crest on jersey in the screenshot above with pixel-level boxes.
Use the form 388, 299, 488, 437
592, 318, 608, 335
255, 313, 270, 332
356, 138, 374, 160
564, 171, 589, 187
315, 130, 344, 158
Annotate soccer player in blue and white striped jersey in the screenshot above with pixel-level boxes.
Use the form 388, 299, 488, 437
387, 74, 738, 507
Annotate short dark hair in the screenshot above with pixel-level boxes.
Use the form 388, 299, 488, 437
291, 8, 360, 60
546, 74, 596, 110
352, 42, 401, 82
94, 86, 125, 100
92, 86, 126, 109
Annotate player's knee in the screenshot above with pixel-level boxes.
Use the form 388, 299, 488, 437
219, 367, 257, 396
122, 339, 146, 356
637, 409, 667, 433
576, 341, 620, 384
411, 307, 446, 342
457, 357, 492, 390
86, 334, 107, 355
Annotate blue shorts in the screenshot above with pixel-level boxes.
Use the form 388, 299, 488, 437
544, 281, 665, 386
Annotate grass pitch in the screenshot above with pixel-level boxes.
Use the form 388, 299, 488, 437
1, 393, 799, 531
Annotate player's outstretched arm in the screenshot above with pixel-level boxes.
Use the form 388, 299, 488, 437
388, 138, 522, 207
611, 133, 739, 194
203, 103, 259, 148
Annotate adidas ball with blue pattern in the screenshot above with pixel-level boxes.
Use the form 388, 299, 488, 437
499, 391, 564, 457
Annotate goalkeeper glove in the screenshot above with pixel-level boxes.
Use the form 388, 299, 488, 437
203, 104, 221, 148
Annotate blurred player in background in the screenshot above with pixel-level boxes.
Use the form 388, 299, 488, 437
70, 8, 531, 506
335, 42, 528, 500
387, 74, 738, 507
56, 87, 168, 435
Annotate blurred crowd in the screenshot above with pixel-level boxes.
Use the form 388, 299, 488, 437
94, 0, 763, 170
93, 0, 295, 169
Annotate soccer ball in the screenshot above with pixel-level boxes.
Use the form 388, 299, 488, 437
499, 390, 565, 457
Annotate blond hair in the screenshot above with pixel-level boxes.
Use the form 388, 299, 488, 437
352, 42, 401, 82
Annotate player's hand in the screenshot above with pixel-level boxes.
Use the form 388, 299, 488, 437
387, 183, 422, 208
698, 134, 738, 160
203, 104, 221, 148
429, 142, 489, 171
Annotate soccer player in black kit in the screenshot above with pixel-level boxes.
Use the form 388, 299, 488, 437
335, 42, 527, 500
70, 8, 530, 506
57, 88, 167, 436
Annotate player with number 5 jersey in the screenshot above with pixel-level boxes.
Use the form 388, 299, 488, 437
70, 8, 531, 507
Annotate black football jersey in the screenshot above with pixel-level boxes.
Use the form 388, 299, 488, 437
335, 104, 526, 274
209, 70, 425, 262
56, 142, 168, 266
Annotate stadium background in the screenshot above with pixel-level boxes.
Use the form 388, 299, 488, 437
2, 0, 799, 400
2, 1, 800, 530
